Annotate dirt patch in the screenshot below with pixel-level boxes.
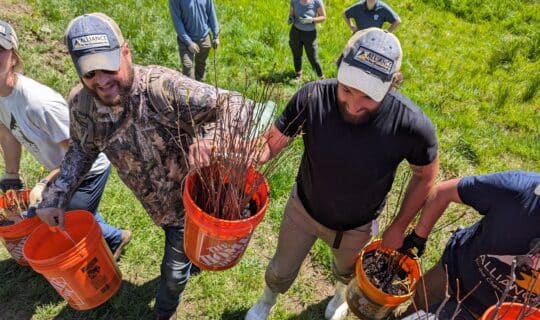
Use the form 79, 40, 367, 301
0, 0, 32, 18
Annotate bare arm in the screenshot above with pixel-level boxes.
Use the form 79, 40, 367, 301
257, 124, 293, 164
342, 11, 357, 33
381, 156, 439, 249
313, 4, 326, 23
0, 123, 22, 174
413, 178, 463, 238
387, 17, 401, 32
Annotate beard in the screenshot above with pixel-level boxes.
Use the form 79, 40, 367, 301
82, 67, 134, 107
338, 100, 373, 125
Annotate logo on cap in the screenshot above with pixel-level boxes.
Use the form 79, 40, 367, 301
0, 25, 6, 35
72, 34, 111, 51
354, 47, 394, 74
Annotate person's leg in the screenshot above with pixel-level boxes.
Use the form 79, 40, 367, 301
155, 225, 192, 319
288, 26, 303, 78
246, 184, 318, 320
194, 35, 212, 81
320, 220, 373, 320
66, 165, 124, 252
303, 29, 324, 78
177, 36, 195, 79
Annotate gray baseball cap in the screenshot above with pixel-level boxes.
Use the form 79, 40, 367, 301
64, 13, 125, 76
337, 28, 402, 102
0, 19, 18, 50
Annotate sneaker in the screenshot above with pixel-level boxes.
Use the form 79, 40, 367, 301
324, 282, 348, 320
245, 286, 278, 320
293, 71, 302, 82
113, 229, 132, 261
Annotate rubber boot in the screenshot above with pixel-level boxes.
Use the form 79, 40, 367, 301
245, 286, 278, 320
324, 282, 348, 320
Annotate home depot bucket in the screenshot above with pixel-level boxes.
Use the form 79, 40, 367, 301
23, 210, 122, 310
183, 167, 269, 271
347, 240, 421, 319
481, 303, 540, 320
0, 189, 43, 266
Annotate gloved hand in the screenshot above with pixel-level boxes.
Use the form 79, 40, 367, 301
287, 15, 294, 25
29, 180, 47, 207
398, 231, 427, 258
212, 38, 220, 49
0, 173, 23, 192
299, 16, 314, 24
188, 42, 200, 54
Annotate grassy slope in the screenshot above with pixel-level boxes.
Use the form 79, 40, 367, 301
0, 0, 538, 319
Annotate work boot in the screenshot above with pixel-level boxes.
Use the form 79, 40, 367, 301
113, 229, 132, 261
245, 286, 278, 320
324, 282, 348, 320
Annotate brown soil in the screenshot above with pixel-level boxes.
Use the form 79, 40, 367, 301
363, 250, 410, 296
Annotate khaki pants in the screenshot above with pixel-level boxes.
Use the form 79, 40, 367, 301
177, 34, 212, 81
265, 184, 374, 293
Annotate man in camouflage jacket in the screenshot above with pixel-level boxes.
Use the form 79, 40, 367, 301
37, 13, 249, 320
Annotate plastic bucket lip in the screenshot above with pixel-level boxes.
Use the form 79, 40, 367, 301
355, 239, 420, 305
481, 303, 540, 320
23, 210, 99, 270
0, 189, 32, 233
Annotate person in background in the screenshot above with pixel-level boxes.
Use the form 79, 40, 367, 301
398, 171, 540, 319
288, 0, 326, 81
343, 0, 400, 34
168, 0, 219, 81
242, 28, 438, 320
36, 13, 255, 320
0, 19, 130, 260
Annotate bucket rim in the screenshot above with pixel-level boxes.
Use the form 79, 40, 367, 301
23, 210, 99, 269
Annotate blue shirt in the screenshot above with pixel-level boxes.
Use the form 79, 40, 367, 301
443, 171, 540, 315
344, 0, 399, 30
168, 0, 219, 44
291, 0, 323, 32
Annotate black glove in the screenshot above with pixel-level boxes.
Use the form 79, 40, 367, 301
0, 178, 24, 192
399, 231, 427, 258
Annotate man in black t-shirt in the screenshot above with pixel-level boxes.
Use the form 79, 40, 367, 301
243, 28, 439, 320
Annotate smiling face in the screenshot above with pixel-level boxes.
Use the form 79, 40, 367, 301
80, 43, 134, 107
336, 82, 381, 125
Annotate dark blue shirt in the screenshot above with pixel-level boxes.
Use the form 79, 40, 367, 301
344, 0, 399, 30
168, 0, 219, 44
443, 171, 540, 315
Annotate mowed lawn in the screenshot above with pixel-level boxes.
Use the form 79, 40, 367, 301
0, 0, 539, 319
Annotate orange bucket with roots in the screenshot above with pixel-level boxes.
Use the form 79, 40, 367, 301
0, 189, 43, 266
183, 167, 269, 271
481, 303, 540, 320
347, 239, 421, 319
23, 210, 122, 310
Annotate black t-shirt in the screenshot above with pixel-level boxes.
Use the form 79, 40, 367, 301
275, 79, 438, 230
442, 171, 540, 315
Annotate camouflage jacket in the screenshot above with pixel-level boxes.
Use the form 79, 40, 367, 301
40, 65, 250, 227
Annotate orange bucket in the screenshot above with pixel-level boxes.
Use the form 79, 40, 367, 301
183, 167, 269, 271
481, 303, 540, 320
23, 210, 122, 310
347, 239, 421, 319
0, 189, 43, 266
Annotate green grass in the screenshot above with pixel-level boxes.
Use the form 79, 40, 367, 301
1, 0, 539, 319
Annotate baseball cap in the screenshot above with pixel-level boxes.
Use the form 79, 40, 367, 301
337, 28, 402, 102
64, 13, 124, 76
0, 19, 18, 50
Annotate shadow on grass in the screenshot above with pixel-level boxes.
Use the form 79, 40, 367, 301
0, 258, 160, 320
221, 308, 249, 320
287, 297, 330, 320
259, 70, 296, 84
